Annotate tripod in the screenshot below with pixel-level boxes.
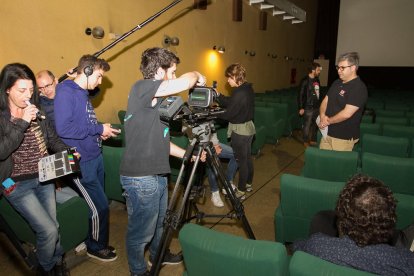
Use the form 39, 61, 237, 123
150, 122, 255, 275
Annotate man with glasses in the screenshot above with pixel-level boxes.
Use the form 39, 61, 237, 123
318, 52, 367, 151
36, 69, 77, 126
36, 70, 58, 126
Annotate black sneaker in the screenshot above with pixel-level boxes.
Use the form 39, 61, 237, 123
36, 266, 54, 276
107, 245, 116, 253
131, 270, 150, 276
54, 259, 70, 276
148, 250, 183, 266
87, 248, 118, 262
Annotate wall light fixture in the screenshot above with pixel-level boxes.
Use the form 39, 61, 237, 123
213, 46, 225, 54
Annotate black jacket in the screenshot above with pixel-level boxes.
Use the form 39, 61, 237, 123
0, 113, 68, 184
217, 82, 255, 124
297, 76, 321, 110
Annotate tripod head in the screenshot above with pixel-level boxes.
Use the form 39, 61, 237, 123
191, 121, 215, 144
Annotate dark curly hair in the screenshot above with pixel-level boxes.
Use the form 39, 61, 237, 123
336, 175, 397, 247
139, 47, 180, 79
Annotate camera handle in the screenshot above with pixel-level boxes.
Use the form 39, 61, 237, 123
150, 133, 256, 276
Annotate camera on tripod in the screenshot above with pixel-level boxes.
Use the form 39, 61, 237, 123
159, 86, 224, 128
187, 86, 218, 109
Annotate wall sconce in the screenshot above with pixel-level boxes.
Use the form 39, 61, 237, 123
162, 35, 180, 47
85, 26, 105, 39
213, 46, 225, 54
245, 50, 256, 57
268, 53, 278, 59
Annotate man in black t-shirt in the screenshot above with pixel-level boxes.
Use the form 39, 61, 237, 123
119, 47, 206, 276
318, 52, 367, 151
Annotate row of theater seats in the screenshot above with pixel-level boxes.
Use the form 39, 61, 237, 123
315, 122, 414, 158
179, 221, 375, 275
302, 147, 414, 196
274, 174, 414, 245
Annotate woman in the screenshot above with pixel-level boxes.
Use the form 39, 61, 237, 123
0, 63, 69, 275
217, 63, 255, 200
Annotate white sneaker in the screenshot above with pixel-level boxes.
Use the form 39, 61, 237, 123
75, 242, 86, 253
211, 191, 224, 207
222, 183, 237, 195
246, 183, 253, 192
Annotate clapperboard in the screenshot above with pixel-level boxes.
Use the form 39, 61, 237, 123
38, 148, 80, 182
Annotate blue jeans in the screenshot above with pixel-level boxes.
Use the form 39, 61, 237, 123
4, 178, 63, 271
121, 175, 168, 275
76, 154, 109, 252
207, 143, 238, 192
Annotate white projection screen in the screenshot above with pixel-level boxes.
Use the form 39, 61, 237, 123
336, 0, 414, 67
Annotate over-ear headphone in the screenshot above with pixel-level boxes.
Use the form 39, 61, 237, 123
83, 65, 94, 77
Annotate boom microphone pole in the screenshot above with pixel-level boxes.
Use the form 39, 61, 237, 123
58, 0, 183, 83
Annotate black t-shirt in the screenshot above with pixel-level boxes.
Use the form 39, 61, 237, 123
326, 77, 368, 140
120, 79, 171, 177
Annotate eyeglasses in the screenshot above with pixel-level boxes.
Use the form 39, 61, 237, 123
38, 79, 55, 91
335, 65, 353, 71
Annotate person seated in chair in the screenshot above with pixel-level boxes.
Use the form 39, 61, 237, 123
293, 175, 414, 275
0, 63, 71, 275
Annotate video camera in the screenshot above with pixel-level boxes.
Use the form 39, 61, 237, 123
159, 86, 224, 127
187, 86, 218, 108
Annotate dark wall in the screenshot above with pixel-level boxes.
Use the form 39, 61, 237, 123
358, 67, 414, 91
314, 0, 340, 86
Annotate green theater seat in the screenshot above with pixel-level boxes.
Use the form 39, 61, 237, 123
103, 145, 125, 203
361, 152, 414, 196
254, 107, 284, 144
275, 174, 344, 243
301, 147, 359, 182
0, 196, 89, 253
361, 134, 410, 157
179, 223, 289, 276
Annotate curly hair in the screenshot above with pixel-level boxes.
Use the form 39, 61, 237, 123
139, 47, 180, 79
224, 63, 246, 86
336, 175, 397, 247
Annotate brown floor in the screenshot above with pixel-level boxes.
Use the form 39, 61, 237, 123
0, 132, 306, 276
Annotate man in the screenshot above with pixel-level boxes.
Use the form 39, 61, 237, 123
318, 52, 368, 151
297, 62, 322, 147
36, 69, 77, 127
293, 175, 414, 275
119, 47, 206, 276
36, 70, 58, 126
54, 55, 120, 262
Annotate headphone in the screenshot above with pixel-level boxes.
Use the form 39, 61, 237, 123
83, 65, 94, 77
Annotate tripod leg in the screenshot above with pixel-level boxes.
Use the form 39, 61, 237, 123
150, 141, 205, 276
205, 144, 256, 240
